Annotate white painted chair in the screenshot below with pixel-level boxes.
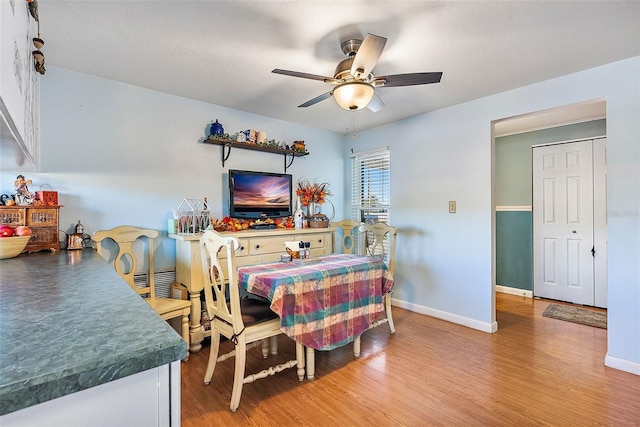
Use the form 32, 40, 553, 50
353, 222, 397, 357
199, 230, 304, 412
93, 225, 191, 360
331, 219, 363, 254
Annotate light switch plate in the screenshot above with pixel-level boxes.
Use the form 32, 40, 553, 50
449, 201, 456, 213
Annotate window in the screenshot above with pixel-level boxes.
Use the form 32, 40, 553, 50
350, 146, 391, 260
350, 146, 390, 224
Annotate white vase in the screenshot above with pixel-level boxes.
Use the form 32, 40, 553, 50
294, 197, 304, 229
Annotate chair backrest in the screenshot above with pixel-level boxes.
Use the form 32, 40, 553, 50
199, 230, 243, 333
93, 225, 159, 298
332, 219, 363, 254
358, 222, 397, 276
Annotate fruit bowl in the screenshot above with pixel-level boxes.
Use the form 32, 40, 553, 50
0, 236, 32, 259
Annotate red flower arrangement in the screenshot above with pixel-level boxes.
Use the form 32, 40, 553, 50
296, 179, 332, 207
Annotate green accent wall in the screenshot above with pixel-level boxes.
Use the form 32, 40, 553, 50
496, 211, 532, 290
495, 119, 606, 206
495, 119, 606, 290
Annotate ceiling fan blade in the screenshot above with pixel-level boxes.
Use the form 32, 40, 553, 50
374, 72, 443, 87
350, 34, 387, 79
272, 69, 334, 82
298, 92, 332, 108
367, 93, 385, 112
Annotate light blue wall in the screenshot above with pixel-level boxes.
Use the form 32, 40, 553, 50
345, 56, 639, 372
0, 67, 345, 268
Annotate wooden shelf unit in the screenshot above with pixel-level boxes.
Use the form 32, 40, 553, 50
0, 205, 62, 253
201, 136, 309, 172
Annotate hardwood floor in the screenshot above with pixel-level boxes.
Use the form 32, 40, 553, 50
181, 293, 639, 426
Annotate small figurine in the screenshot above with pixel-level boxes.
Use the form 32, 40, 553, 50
14, 175, 35, 205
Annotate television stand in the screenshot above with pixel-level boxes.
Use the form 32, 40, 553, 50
250, 224, 278, 229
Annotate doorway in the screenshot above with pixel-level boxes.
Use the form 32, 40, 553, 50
532, 138, 607, 307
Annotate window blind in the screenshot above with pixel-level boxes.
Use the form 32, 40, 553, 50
350, 147, 391, 261
350, 147, 390, 224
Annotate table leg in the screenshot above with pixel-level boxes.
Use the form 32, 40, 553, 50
296, 343, 305, 381
188, 290, 205, 353
306, 346, 315, 380
354, 336, 361, 358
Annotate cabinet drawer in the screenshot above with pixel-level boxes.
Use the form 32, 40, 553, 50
249, 236, 290, 256
216, 255, 261, 279
29, 226, 59, 245
296, 232, 330, 249
217, 238, 249, 258
26, 209, 58, 226
0, 208, 26, 226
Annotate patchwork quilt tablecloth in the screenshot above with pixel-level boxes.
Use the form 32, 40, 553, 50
238, 254, 394, 351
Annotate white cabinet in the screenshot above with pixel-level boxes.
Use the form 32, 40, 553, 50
1, 0, 40, 171
0, 362, 181, 427
170, 227, 334, 353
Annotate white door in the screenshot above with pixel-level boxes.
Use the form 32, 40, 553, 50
533, 140, 596, 305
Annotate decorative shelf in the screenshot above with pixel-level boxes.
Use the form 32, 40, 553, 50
201, 136, 309, 172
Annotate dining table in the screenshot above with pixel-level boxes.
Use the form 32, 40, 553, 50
237, 253, 394, 379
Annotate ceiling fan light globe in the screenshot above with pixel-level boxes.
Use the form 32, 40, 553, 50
333, 82, 375, 111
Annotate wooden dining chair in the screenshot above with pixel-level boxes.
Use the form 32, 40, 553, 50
199, 230, 304, 412
93, 225, 191, 359
353, 222, 397, 357
331, 219, 363, 254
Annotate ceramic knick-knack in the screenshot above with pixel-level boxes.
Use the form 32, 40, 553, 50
209, 119, 224, 136
294, 197, 304, 229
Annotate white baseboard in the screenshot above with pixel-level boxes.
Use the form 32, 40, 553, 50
605, 354, 640, 376
495, 285, 533, 298
391, 297, 497, 333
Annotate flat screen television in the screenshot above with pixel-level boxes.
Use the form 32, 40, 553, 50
228, 169, 293, 219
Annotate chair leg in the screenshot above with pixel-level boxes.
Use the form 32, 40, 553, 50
353, 336, 361, 358
295, 342, 305, 381
229, 337, 247, 412
270, 335, 278, 355
181, 312, 190, 361
385, 293, 396, 334
204, 332, 221, 385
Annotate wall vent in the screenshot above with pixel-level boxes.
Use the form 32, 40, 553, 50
133, 268, 176, 298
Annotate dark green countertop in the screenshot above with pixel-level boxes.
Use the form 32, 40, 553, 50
0, 249, 186, 415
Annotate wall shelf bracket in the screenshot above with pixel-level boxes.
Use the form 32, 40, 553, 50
284, 153, 296, 172
222, 143, 232, 167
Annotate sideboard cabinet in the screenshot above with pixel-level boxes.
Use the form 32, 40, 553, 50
0, 205, 61, 252
169, 227, 334, 353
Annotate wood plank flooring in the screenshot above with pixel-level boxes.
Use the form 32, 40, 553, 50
180, 293, 639, 426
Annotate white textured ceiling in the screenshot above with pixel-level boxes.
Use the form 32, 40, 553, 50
38, 1, 639, 135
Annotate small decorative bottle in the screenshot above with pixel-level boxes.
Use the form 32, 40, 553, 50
304, 241, 311, 259
294, 197, 304, 229
298, 241, 306, 259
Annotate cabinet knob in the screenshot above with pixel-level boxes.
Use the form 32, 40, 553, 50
255, 244, 260, 249
240, 246, 245, 251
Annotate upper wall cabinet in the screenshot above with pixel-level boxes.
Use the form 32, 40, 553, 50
1, 0, 40, 172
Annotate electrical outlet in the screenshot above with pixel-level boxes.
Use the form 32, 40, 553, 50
449, 201, 456, 213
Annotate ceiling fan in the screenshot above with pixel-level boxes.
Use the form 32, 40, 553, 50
272, 33, 443, 112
